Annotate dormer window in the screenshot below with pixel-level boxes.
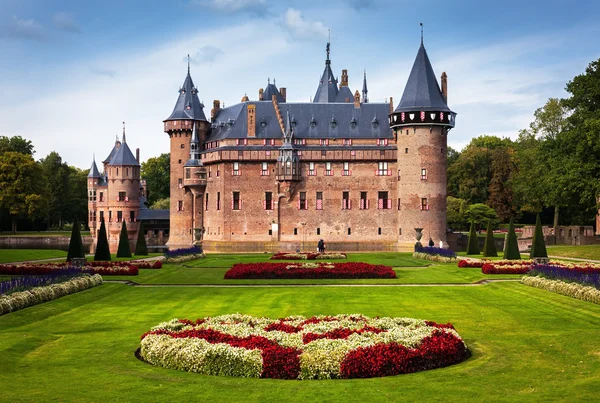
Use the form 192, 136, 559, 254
310, 117, 317, 129
291, 118, 297, 128
372, 118, 379, 129
218, 121, 225, 128
330, 118, 337, 129
350, 118, 357, 130
227, 118, 235, 126
260, 119, 267, 128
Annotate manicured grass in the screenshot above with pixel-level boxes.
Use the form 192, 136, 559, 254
0, 249, 68, 263
0, 231, 90, 237
1, 282, 600, 401
547, 245, 600, 260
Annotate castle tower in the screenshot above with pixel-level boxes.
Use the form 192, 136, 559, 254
87, 157, 101, 243
183, 123, 208, 244
105, 124, 141, 252
389, 40, 456, 247
164, 62, 210, 249
276, 108, 301, 190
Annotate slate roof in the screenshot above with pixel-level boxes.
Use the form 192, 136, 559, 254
166, 70, 208, 121
103, 141, 120, 164
313, 61, 339, 103
109, 140, 140, 166
88, 159, 101, 178
262, 82, 285, 103
207, 101, 392, 142
335, 86, 354, 103
394, 44, 452, 113
137, 209, 170, 221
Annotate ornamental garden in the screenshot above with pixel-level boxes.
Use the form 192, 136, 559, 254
1, 227, 600, 401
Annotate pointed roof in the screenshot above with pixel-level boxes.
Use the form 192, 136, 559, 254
109, 139, 139, 166
362, 70, 368, 103
102, 137, 121, 164
165, 68, 208, 121
394, 44, 452, 113
313, 42, 339, 103
88, 158, 101, 178
184, 122, 203, 167
335, 86, 354, 103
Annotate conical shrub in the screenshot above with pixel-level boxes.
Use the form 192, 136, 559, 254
466, 222, 480, 255
66, 218, 85, 261
503, 218, 521, 260
482, 221, 498, 257
117, 221, 132, 258
94, 220, 111, 261
530, 214, 548, 258
135, 222, 148, 256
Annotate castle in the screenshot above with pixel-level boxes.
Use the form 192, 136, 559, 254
87, 38, 456, 253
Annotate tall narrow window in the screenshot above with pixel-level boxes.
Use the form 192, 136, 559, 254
118, 191, 126, 202
264, 192, 273, 210
308, 162, 316, 176
217, 192, 221, 210
117, 211, 123, 222
342, 162, 351, 176
261, 162, 269, 176
421, 198, 429, 211
299, 192, 307, 210
108, 211, 112, 222
421, 168, 428, 180
316, 192, 323, 210
99, 211, 104, 222
325, 162, 333, 176
232, 192, 240, 210
360, 192, 369, 210
130, 211, 135, 222
186, 169, 191, 179
342, 191, 351, 210
92, 190, 96, 201
232, 162, 240, 176
378, 191, 390, 209
377, 162, 389, 176
205, 193, 209, 211
178, 201, 183, 211
99, 192, 104, 202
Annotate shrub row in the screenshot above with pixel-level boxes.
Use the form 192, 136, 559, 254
413, 252, 457, 263
521, 276, 600, 305
415, 246, 457, 258
530, 264, 600, 289
481, 264, 532, 274
139, 314, 468, 379
224, 262, 396, 279
270, 252, 348, 261
0, 263, 138, 276
0, 274, 103, 315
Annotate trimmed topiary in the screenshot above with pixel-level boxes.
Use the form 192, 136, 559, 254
482, 221, 498, 257
530, 214, 548, 258
117, 221, 132, 258
503, 218, 521, 260
94, 219, 111, 261
466, 222, 480, 255
66, 218, 85, 262
135, 222, 148, 256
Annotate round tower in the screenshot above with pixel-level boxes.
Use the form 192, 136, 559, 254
87, 157, 101, 250
164, 62, 210, 249
389, 40, 456, 248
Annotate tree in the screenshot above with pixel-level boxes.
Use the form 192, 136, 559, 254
503, 218, 521, 260
466, 222, 480, 255
487, 147, 515, 221
64, 167, 89, 226
116, 221, 132, 258
447, 196, 468, 231
66, 218, 85, 261
40, 152, 70, 229
465, 203, 498, 230
141, 153, 170, 206
94, 220, 111, 261
530, 214, 548, 258
135, 222, 148, 256
0, 135, 34, 155
482, 221, 498, 257
0, 152, 44, 232
150, 197, 170, 210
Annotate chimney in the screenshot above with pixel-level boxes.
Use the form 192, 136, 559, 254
353, 90, 361, 108
136, 148, 140, 164
341, 69, 349, 87
259, 88, 264, 101
441, 72, 448, 102
211, 100, 221, 122
280, 87, 286, 102
247, 104, 256, 137
389, 97, 394, 114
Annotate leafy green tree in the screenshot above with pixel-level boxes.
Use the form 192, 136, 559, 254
465, 203, 498, 230
482, 221, 498, 257
487, 147, 515, 221
530, 214, 548, 258
135, 222, 148, 256
0, 136, 34, 155
66, 218, 85, 261
151, 197, 170, 210
466, 222, 480, 255
0, 152, 44, 232
141, 153, 170, 206
64, 167, 89, 226
447, 196, 468, 231
40, 152, 70, 229
116, 221, 132, 258
94, 220, 111, 261
503, 218, 521, 260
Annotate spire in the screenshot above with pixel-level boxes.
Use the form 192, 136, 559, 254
88, 156, 101, 178
187, 54, 190, 75
394, 41, 452, 113
326, 36, 330, 64
122, 121, 126, 143
420, 22, 424, 45
362, 69, 368, 103
165, 64, 208, 121
189, 122, 201, 161
313, 40, 339, 103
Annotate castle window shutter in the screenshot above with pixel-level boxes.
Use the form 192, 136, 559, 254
263, 200, 266, 210
387, 199, 392, 209
349, 170, 352, 176
366, 200, 370, 209
263, 139, 267, 145
374, 169, 377, 176
387, 169, 392, 176
231, 199, 234, 209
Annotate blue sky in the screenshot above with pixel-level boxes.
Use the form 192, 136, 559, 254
1, 0, 599, 169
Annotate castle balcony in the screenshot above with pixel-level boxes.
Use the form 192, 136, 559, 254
183, 166, 207, 189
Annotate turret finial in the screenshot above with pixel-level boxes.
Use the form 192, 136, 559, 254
122, 121, 126, 143
187, 54, 190, 74
326, 33, 331, 63
420, 22, 423, 45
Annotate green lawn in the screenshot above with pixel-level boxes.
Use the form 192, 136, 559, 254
1, 282, 599, 402
0, 249, 68, 263
547, 245, 600, 260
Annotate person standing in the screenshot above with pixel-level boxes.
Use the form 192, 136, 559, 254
318, 239, 324, 253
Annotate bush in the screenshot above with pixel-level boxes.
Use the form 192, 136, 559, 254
413, 253, 457, 263
164, 246, 204, 263
116, 221, 132, 258
135, 222, 148, 256
522, 276, 600, 305
530, 214, 548, 258
94, 220, 111, 261
224, 262, 396, 279
466, 222, 480, 255
482, 221, 498, 257
503, 218, 521, 260
66, 218, 85, 262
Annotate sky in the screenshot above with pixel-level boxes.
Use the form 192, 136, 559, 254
1, 0, 599, 170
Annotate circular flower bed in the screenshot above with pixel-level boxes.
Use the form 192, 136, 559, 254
139, 314, 468, 379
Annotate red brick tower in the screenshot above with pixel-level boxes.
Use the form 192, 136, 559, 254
164, 62, 210, 249
87, 157, 101, 246
389, 38, 456, 248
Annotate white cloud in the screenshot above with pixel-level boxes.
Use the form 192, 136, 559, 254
90, 66, 116, 78
189, 45, 225, 65
0, 16, 45, 41
53, 12, 81, 33
192, 0, 268, 13
281, 8, 328, 40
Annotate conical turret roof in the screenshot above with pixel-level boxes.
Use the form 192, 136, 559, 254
395, 44, 452, 113
109, 140, 139, 166
166, 68, 208, 121
88, 158, 101, 178
313, 42, 339, 103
